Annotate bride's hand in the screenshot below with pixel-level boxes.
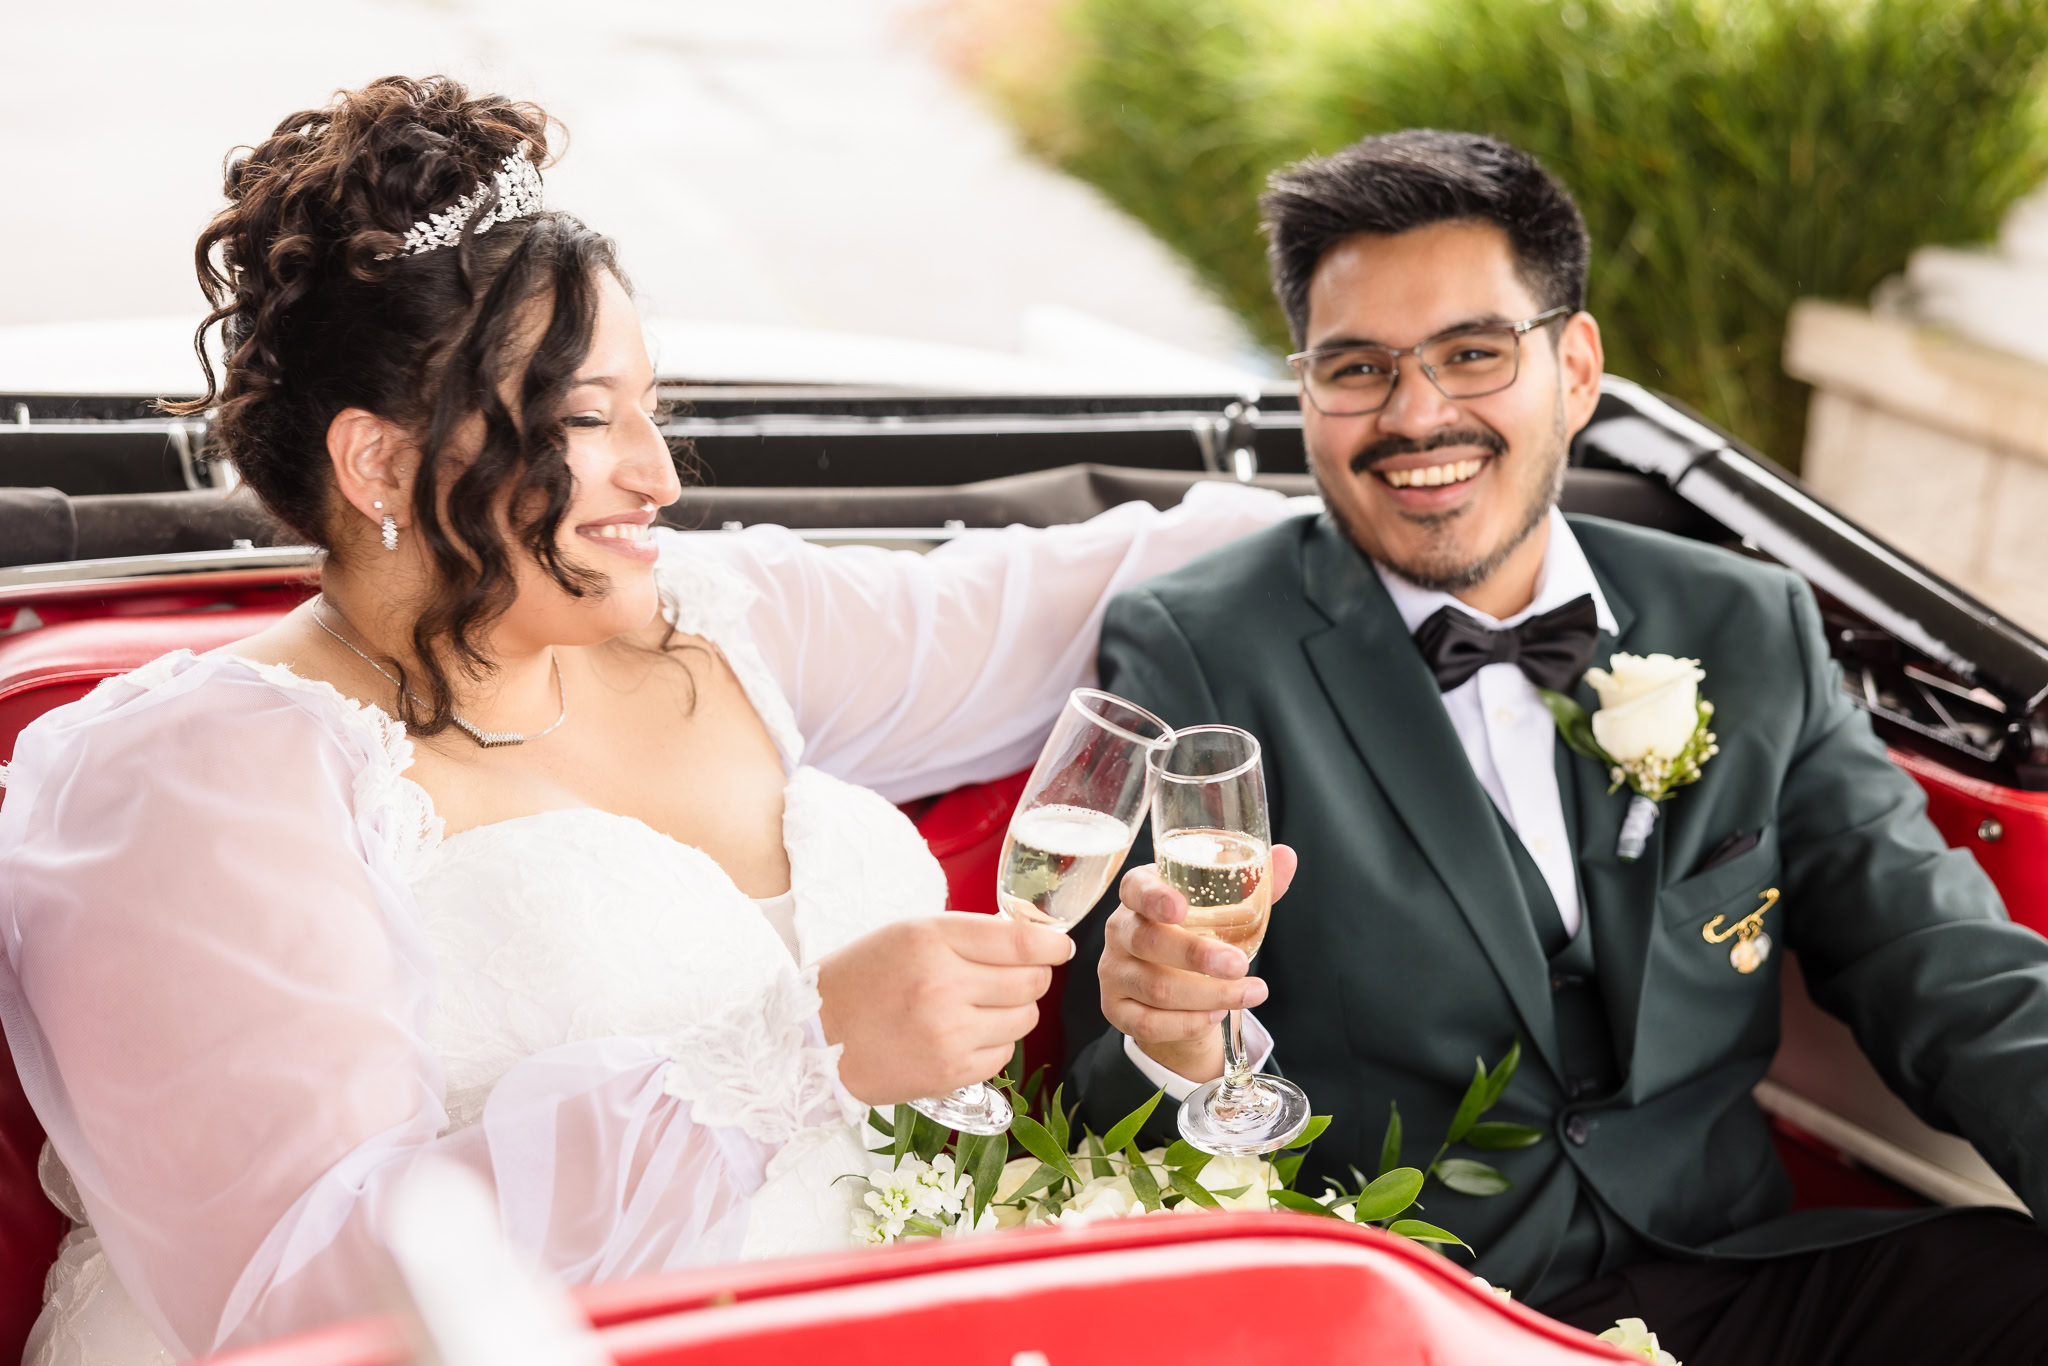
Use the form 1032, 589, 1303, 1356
817, 913, 1076, 1106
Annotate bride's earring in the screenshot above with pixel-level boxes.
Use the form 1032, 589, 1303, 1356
374, 501, 398, 552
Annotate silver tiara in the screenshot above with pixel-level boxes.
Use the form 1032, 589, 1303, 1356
374, 144, 545, 260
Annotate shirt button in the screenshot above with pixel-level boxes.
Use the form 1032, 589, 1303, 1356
1493, 706, 1517, 726
1529, 835, 1550, 855
1565, 1115, 1591, 1146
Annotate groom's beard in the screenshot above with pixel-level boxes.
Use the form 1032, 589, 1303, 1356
1317, 389, 1570, 595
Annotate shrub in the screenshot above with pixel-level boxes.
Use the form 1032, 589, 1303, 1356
971, 0, 2048, 466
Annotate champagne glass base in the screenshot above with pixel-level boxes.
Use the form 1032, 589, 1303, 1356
1177, 1073, 1311, 1156
910, 1082, 1013, 1137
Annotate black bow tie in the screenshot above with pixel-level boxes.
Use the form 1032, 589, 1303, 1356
1412, 594, 1600, 694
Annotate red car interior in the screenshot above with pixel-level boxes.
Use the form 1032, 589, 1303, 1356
0, 586, 2041, 1363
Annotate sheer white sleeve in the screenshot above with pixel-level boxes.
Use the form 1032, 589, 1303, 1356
0, 663, 835, 1359
671, 482, 1307, 801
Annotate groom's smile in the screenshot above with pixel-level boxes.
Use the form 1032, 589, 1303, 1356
1296, 219, 1604, 615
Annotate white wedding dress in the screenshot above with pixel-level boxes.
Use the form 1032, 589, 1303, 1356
0, 486, 1301, 1366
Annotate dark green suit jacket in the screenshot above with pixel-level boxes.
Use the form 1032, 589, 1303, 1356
1063, 511, 2048, 1299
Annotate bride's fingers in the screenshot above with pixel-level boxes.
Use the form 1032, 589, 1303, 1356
963, 961, 1057, 1007
940, 913, 1075, 967
965, 1003, 1040, 1051
1271, 843, 1299, 902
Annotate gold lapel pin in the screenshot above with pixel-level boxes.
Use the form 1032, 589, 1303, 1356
1703, 888, 1779, 974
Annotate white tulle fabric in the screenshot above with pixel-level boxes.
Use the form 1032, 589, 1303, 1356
0, 483, 1299, 1366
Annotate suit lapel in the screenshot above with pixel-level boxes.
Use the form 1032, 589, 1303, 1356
1298, 519, 1562, 1074
1563, 551, 1664, 1077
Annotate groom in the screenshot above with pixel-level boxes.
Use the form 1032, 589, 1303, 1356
1061, 130, 2048, 1363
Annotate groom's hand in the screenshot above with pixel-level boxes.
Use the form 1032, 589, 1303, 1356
819, 914, 1075, 1106
1098, 844, 1297, 1084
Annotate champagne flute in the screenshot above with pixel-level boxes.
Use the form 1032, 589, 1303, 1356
1151, 725, 1310, 1155
909, 688, 1173, 1136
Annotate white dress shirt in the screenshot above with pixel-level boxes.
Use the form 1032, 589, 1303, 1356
1126, 506, 1614, 1098
1372, 507, 1618, 939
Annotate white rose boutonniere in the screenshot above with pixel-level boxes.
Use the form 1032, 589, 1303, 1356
1540, 653, 1718, 862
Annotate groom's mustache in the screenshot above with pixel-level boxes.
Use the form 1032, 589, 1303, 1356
1349, 426, 1508, 475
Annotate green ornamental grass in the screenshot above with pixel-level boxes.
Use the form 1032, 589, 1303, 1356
995, 0, 2048, 466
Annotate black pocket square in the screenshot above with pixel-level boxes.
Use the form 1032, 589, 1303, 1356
1696, 828, 1761, 875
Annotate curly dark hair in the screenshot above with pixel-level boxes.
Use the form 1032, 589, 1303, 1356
1260, 130, 1590, 347
165, 75, 672, 735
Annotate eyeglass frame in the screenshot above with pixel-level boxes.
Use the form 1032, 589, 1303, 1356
1284, 305, 1574, 416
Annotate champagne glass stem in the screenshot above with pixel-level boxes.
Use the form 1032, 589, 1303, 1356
1221, 1007, 1252, 1089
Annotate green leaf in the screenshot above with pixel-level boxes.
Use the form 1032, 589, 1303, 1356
1010, 1113, 1081, 1186
1269, 1189, 1342, 1218
1352, 1166, 1425, 1223
1432, 1158, 1512, 1196
1207, 1185, 1253, 1200
1537, 690, 1610, 765
1168, 1168, 1222, 1209
1021, 1064, 1049, 1111
1445, 1058, 1489, 1144
892, 1104, 914, 1164
1282, 1113, 1331, 1151
867, 1108, 895, 1138
1481, 1040, 1522, 1112
1465, 1122, 1546, 1151
911, 1109, 950, 1164
1085, 1132, 1115, 1182
1165, 1140, 1214, 1182
1101, 1089, 1166, 1157
1047, 1083, 1072, 1155
1125, 1142, 1163, 1212
1387, 1219, 1472, 1253
1006, 1162, 1067, 1205
969, 1132, 1007, 1224
1378, 1102, 1404, 1178
1273, 1151, 1306, 1187
901, 1215, 948, 1239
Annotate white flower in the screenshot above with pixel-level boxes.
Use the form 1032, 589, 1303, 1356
1597, 1317, 1682, 1365
1030, 1174, 1144, 1226
994, 1155, 1042, 1204
943, 1204, 1001, 1237
1470, 1276, 1514, 1301
1584, 653, 1706, 763
1194, 1153, 1280, 1209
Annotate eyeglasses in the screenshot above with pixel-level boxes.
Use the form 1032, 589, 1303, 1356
1285, 306, 1572, 416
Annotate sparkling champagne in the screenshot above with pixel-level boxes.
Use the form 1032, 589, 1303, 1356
997, 804, 1136, 929
1156, 827, 1272, 957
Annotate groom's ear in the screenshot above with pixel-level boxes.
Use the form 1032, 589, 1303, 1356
1557, 311, 1605, 434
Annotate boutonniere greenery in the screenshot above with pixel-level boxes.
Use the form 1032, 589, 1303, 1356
1540, 652, 1719, 862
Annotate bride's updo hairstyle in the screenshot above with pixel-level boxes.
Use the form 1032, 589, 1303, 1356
167, 75, 642, 734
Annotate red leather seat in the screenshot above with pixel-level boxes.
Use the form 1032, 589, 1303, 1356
197, 1214, 1636, 1366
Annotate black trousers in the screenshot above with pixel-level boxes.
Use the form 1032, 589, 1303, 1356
1538, 1211, 2048, 1366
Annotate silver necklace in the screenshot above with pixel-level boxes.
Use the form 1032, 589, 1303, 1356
310, 597, 568, 748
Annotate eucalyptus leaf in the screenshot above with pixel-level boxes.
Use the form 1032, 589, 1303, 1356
912, 1110, 949, 1164
1387, 1219, 1471, 1253
1481, 1039, 1522, 1111
1466, 1122, 1546, 1151
1011, 1114, 1081, 1186
1125, 1142, 1163, 1211
1169, 1169, 1222, 1209
1047, 1083, 1072, 1154
1352, 1166, 1425, 1223
1378, 1102, 1403, 1178
1101, 1089, 1165, 1157
1085, 1132, 1115, 1182
1281, 1115, 1331, 1153
1007, 1163, 1068, 1205
1445, 1058, 1489, 1144
892, 1104, 914, 1164
1269, 1189, 1342, 1218
1433, 1158, 1512, 1196
970, 1132, 1007, 1224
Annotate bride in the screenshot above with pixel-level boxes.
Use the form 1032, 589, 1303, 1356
0, 76, 1291, 1366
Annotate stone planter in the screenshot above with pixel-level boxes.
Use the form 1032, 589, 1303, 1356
1784, 299, 2048, 638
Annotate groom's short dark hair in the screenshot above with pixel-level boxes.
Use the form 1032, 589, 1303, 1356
1261, 130, 1590, 346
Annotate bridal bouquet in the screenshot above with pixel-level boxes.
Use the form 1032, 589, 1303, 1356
843, 1044, 1537, 1250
